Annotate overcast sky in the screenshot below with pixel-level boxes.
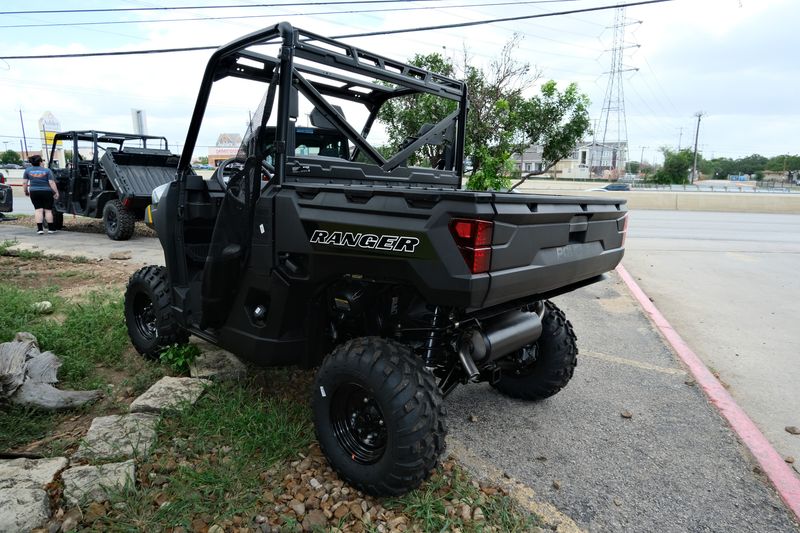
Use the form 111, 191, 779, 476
0, 0, 796, 164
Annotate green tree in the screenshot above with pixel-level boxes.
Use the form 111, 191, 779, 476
378, 53, 456, 169
653, 148, 693, 184
626, 160, 641, 174
736, 154, 768, 175
0, 150, 22, 165
766, 154, 800, 172
197, 156, 209, 165
377, 38, 591, 191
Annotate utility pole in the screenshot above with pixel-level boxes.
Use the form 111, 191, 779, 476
677, 127, 683, 151
691, 111, 704, 184
19, 109, 29, 157
639, 145, 647, 163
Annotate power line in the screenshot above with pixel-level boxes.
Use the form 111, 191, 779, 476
0, 0, 582, 16
0, 0, 674, 60
0, 1, 609, 30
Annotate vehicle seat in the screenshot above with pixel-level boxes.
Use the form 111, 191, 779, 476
318, 147, 339, 158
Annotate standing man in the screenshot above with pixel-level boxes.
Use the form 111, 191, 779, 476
22, 155, 59, 234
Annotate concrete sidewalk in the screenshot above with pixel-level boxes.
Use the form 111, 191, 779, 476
0, 223, 164, 266
1, 224, 797, 531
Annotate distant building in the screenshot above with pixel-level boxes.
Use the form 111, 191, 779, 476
514, 141, 628, 179
208, 133, 242, 167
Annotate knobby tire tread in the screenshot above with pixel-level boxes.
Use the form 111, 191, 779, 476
313, 337, 447, 496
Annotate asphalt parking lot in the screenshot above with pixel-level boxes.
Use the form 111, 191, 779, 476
0, 222, 798, 532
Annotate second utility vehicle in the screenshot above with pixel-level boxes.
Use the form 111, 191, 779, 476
124, 23, 627, 496
48, 131, 180, 240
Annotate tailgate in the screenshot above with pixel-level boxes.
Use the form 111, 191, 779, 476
101, 148, 178, 203
483, 193, 627, 308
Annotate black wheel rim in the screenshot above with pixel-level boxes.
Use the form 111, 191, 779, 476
107, 208, 118, 233
330, 383, 388, 465
132, 291, 157, 340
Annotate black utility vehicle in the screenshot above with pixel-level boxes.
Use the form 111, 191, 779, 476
124, 23, 628, 496
47, 131, 180, 240
0, 178, 12, 218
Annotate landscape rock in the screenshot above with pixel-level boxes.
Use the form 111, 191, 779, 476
0, 457, 68, 490
189, 348, 248, 381
108, 251, 132, 260
61, 460, 136, 506
0, 488, 51, 532
31, 301, 53, 314
302, 510, 327, 531
73, 413, 158, 460
130, 376, 210, 414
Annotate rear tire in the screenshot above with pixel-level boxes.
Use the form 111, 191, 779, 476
49, 210, 63, 230
312, 337, 447, 496
491, 300, 578, 401
124, 265, 188, 358
103, 199, 135, 241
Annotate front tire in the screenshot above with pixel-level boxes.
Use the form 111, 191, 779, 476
124, 265, 188, 358
103, 199, 135, 241
312, 337, 447, 496
491, 300, 578, 401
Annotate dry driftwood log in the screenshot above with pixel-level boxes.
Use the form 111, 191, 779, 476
0, 332, 102, 410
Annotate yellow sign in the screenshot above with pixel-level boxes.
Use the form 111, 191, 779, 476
43, 131, 62, 148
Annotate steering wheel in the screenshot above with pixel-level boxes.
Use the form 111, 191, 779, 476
214, 157, 274, 190
213, 158, 239, 191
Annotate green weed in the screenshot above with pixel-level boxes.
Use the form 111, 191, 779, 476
159, 343, 200, 375
388, 463, 540, 533
100, 381, 314, 530
0, 405, 58, 451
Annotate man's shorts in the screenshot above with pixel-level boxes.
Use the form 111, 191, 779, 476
30, 190, 55, 210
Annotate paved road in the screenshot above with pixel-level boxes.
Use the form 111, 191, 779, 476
448, 277, 798, 532
6, 186, 34, 215
624, 210, 800, 466
1, 221, 797, 531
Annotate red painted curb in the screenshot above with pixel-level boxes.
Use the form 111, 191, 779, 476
616, 264, 800, 521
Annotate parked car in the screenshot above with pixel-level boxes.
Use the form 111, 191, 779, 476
587, 183, 631, 192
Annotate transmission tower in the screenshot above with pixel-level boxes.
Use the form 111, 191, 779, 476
591, 8, 639, 178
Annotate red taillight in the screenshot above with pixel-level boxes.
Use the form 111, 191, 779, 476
0, 175, 5, 184
122, 197, 132, 209
449, 218, 493, 274
450, 219, 493, 247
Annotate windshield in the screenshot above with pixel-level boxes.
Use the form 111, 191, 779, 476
237, 89, 271, 162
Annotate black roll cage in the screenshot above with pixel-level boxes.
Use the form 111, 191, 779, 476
178, 21, 469, 186
48, 130, 169, 168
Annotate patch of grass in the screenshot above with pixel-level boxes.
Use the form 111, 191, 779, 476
100, 381, 314, 530
0, 286, 129, 389
121, 364, 166, 396
0, 404, 58, 451
388, 463, 540, 533
15, 248, 45, 260
55, 270, 93, 280
0, 239, 16, 254
159, 343, 200, 375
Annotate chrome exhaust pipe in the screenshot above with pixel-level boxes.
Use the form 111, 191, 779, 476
460, 309, 543, 366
